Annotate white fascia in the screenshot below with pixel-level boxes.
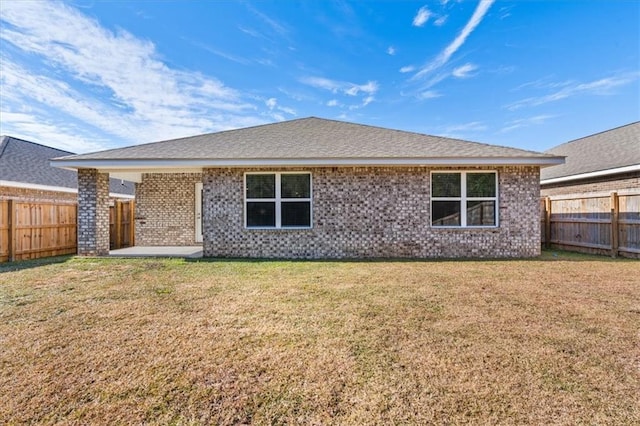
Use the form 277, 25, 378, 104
541, 164, 640, 185
51, 156, 565, 170
0, 180, 76, 193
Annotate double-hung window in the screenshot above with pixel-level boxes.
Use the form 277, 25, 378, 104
431, 171, 498, 227
245, 172, 312, 228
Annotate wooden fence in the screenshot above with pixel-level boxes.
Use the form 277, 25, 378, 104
541, 191, 640, 258
110, 200, 135, 250
0, 200, 77, 262
1, 200, 135, 262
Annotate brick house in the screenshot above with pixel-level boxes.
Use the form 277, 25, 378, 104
0, 136, 135, 203
540, 122, 639, 197
52, 117, 563, 259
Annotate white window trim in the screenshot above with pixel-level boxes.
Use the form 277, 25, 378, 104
431, 170, 499, 228
244, 171, 313, 229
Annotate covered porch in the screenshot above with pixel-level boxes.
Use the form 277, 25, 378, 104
72, 168, 205, 256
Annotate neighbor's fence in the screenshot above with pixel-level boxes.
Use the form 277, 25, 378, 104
1, 199, 135, 263
541, 191, 640, 258
110, 200, 135, 250
0, 200, 77, 262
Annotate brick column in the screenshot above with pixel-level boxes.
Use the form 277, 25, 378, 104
77, 169, 110, 256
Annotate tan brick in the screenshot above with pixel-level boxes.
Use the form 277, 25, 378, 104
134, 173, 201, 246
200, 166, 541, 259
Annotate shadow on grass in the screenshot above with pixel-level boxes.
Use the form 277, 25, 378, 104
0, 255, 75, 273
1, 250, 630, 272
184, 249, 633, 264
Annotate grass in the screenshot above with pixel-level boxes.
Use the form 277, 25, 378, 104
1, 251, 639, 424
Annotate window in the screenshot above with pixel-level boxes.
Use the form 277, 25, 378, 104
245, 172, 312, 228
431, 171, 497, 227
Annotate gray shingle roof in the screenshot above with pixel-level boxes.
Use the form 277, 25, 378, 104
0, 136, 135, 195
541, 122, 640, 181
54, 117, 558, 163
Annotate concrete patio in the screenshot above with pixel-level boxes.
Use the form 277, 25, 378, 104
109, 246, 203, 258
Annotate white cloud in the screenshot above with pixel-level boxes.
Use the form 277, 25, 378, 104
0, 109, 110, 153
245, 4, 289, 37
413, 6, 432, 27
387, 46, 396, 55
188, 39, 250, 65
347, 95, 375, 111
499, 6, 513, 20
300, 77, 377, 111
266, 98, 277, 109
300, 76, 378, 108
513, 77, 574, 92
439, 121, 488, 139
262, 97, 296, 119
299, 76, 343, 93
452, 63, 478, 78
434, 16, 448, 26
400, 65, 416, 74
506, 73, 639, 110
500, 115, 555, 133
0, 1, 269, 151
417, 90, 442, 100
414, 0, 495, 79
278, 106, 296, 116
344, 81, 379, 96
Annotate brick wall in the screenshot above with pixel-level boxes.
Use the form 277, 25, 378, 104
0, 186, 77, 203
134, 173, 201, 246
201, 166, 541, 259
541, 172, 640, 196
77, 169, 110, 256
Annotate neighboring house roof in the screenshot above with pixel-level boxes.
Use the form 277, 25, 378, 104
0, 136, 135, 196
52, 118, 562, 179
540, 122, 640, 184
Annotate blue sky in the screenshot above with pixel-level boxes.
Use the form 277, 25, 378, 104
0, 0, 638, 154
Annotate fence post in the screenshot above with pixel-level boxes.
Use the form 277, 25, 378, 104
74, 204, 78, 255
544, 196, 551, 249
115, 201, 122, 250
611, 192, 619, 258
9, 200, 16, 262
130, 200, 135, 247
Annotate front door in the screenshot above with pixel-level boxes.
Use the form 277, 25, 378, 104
195, 182, 203, 243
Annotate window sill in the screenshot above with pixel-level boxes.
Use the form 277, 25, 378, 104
431, 226, 500, 231
245, 227, 313, 231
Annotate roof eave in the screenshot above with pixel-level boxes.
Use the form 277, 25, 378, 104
51, 156, 565, 171
0, 179, 134, 199
541, 164, 640, 185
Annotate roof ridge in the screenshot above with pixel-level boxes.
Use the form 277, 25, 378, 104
546, 121, 640, 151
0, 136, 9, 158
0, 135, 75, 155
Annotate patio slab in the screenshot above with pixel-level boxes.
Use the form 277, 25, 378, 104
109, 246, 203, 258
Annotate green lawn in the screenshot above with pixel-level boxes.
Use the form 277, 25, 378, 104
1, 252, 639, 424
